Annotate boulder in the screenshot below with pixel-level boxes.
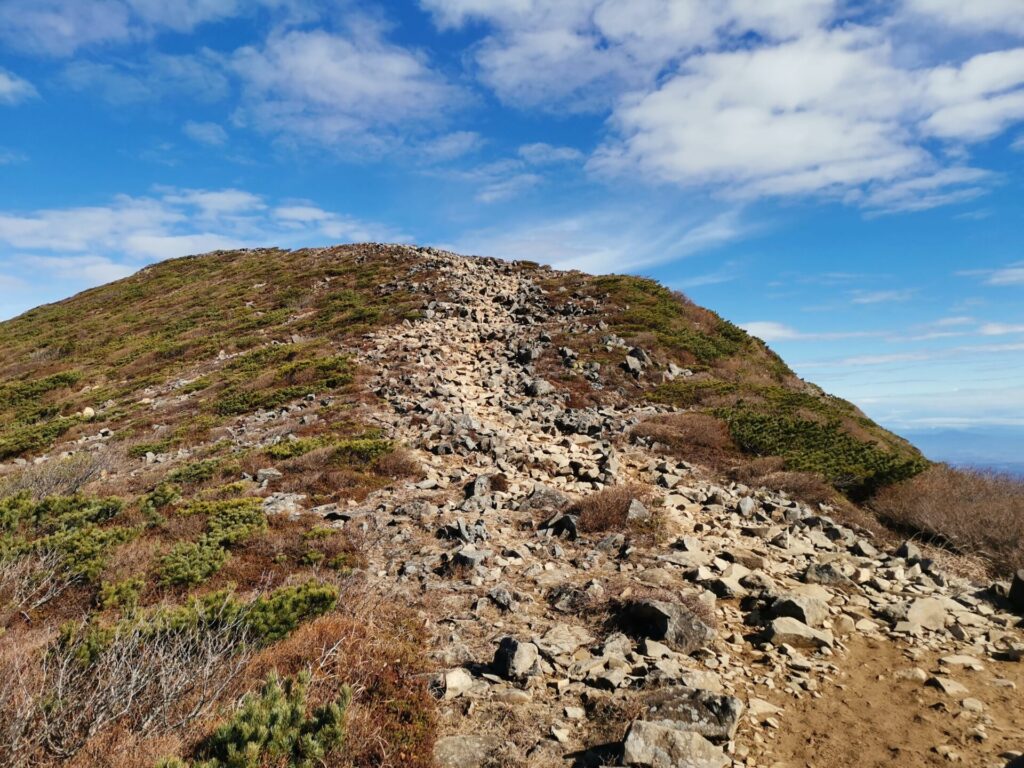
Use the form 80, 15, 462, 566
620, 599, 716, 654
526, 379, 554, 397
622, 722, 728, 768
1010, 570, 1024, 613
641, 686, 744, 740
767, 617, 834, 648
770, 594, 830, 628
493, 637, 540, 681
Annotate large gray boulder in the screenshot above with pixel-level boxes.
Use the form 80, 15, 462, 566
622, 722, 729, 768
641, 686, 744, 740
620, 599, 716, 654
492, 637, 540, 681
770, 593, 829, 628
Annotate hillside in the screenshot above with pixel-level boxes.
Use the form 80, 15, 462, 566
0, 244, 1021, 768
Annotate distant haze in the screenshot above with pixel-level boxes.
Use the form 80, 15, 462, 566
899, 426, 1024, 477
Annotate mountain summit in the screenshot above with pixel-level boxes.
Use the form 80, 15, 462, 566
0, 244, 1020, 768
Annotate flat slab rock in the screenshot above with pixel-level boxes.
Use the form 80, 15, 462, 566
623, 721, 729, 768
434, 734, 501, 768
641, 686, 745, 740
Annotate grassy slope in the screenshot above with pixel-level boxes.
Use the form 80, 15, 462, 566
535, 270, 927, 501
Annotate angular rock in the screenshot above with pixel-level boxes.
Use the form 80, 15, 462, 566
770, 594, 829, 628
767, 617, 834, 648
526, 379, 554, 397
1010, 569, 1024, 613
804, 561, 854, 587
452, 545, 491, 569
641, 686, 744, 740
622, 722, 728, 768
620, 599, 716, 654
493, 637, 540, 681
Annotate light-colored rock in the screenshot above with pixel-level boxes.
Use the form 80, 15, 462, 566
622, 721, 729, 768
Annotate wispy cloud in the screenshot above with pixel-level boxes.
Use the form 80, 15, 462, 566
849, 288, 916, 304
0, 67, 37, 105
740, 321, 882, 343
444, 207, 747, 274
183, 120, 228, 146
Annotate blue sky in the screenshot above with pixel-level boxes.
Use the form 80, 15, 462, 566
1, 0, 1023, 457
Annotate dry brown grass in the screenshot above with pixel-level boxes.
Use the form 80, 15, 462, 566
631, 412, 737, 471
372, 447, 423, 480
571, 484, 651, 533
871, 464, 1024, 576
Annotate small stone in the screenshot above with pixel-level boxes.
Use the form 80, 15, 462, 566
926, 676, 969, 697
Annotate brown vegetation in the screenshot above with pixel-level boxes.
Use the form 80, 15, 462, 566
630, 412, 738, 470
572, 485, 654, 534
871, 464, 1024, 576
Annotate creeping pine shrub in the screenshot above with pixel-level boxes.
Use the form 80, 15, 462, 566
169, 459, 221, 486
0, 494, 134, 583
158, 499, 266, 586
0, 416, 80, 461
157, 672, 351, 768
98, 576, 146, 613
159, 540, 230, 587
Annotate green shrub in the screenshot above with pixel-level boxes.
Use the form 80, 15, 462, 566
332, 438, 392, 464
723, 410, 927, 500
159, 539, 229, 587
206, 499, 267, 546
99, 577, 146, 612
169, 459, 221, 485
128, 440, 172, 459
0, 494, 133, 582
265, 437, 326, 460
0, 370, 81, 406
158, 672, 350, 768
245, 581, 339, 643
158, 499, 266, 586
0, 415, 80, 460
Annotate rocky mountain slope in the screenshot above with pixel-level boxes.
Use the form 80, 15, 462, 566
0, 244, 1021, 768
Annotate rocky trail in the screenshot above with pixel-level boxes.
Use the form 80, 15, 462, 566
293, 249, 1024, 768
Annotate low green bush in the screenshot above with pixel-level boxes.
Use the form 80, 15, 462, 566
158, 539, 230, 587
157, 672, 350, 768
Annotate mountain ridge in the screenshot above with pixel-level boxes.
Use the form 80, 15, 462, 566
0, 243, 1020, 768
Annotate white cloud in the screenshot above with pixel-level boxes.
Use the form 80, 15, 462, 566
0, 68, 37, 105
21, 254, 137, 283
740, 321, 879, 342
445, 207, 745, 274
518, 142, 583, 164
231, 26, 462, 151
902, 0, 1024, 37
978, 322, 1024, 336
476, 173, 543, 203
62, 52, 229, 104
420, 0, 835, 110
0, 187, 403, 264
0, 0, 301, 56
591, 31, 1024, 208
0, 148, 28, 165
419, 131, 484, 162
183, 120, 228, 146
965, 261, 1024, 286
849, 289, 915, 305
